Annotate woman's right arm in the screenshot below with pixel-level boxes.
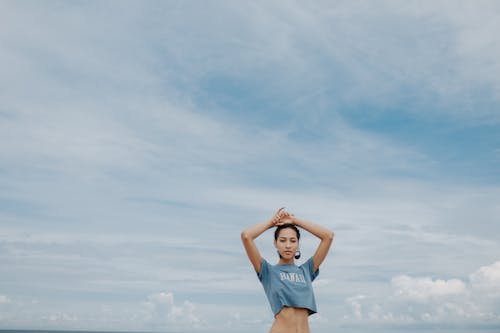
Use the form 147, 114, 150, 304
241, 208, 285, 272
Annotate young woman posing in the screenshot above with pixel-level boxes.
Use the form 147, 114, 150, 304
241, 208, 334, 333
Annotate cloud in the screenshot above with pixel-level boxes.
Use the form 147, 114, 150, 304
345, 295, 366, 320
3, 1, 500, 127
39, 312, 79, 325
0, 295, 11, 304
133, 1, 500, 121
142, 292, 203, 330
470, 261, 500, 298
1, 2, 500, 332
343, 260, 500, 327
391, 275, 467, 302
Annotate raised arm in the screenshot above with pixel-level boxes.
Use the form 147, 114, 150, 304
290, 216, 334, 272
241, 208, 285, 273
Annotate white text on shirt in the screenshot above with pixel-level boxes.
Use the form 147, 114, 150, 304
280, 272, 306, 283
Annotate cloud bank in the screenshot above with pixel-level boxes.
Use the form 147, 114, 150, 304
343, 261, 500, 329
1, 1, 500, 332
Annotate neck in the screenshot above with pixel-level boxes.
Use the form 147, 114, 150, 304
278, 258, 295, 265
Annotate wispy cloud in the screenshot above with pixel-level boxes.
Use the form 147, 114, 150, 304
1, 1, 499, 332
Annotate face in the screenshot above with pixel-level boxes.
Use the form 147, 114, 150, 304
274, 227, 299, 260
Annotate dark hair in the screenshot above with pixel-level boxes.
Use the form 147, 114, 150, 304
274, 223, 300, 241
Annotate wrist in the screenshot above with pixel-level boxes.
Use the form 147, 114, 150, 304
291, 216, 301, 226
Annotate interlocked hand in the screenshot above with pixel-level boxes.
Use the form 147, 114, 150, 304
270, 207, 294, 226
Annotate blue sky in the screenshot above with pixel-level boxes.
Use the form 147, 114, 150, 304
1, 1, 500, 332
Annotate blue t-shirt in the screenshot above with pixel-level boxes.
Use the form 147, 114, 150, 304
257, 257, 319, 316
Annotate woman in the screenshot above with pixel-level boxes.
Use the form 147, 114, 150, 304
241, 207, 334, 333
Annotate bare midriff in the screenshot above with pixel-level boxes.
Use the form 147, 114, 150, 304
270, 306, 310, 333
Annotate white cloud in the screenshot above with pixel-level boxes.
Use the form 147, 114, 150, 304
40, 312, 79, 324
342, 260, 500, 327
345, 295, 366, 319
470, 261, 500, 298
0, 295, 11, 304
1, 2, 500, 333
142, 292, 203, 329
132, 1, 500, 121
391, 275, 467, 302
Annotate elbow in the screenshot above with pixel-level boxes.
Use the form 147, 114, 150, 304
241, 230, 250, 241
320, 230, 334, 242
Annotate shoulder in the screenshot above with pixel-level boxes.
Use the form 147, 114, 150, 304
299, 257, 314, 268
300, 257, 319, 279
257, 258, 273, 280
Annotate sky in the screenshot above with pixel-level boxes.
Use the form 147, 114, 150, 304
1, 1, 500, 332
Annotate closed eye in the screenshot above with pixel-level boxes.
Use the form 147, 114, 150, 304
279, 238, 297, 242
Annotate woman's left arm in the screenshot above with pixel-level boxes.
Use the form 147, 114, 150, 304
291, 216, 334, 272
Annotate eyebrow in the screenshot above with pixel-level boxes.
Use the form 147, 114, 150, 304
279, 237, 297, 240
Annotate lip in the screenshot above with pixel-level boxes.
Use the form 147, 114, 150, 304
284, 251, 292, 254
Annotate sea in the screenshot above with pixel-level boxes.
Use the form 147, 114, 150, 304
0, 331, 192, 333
1, 328, 498, 333
0, 330, 205, 333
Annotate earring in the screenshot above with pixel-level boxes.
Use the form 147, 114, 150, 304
294, 250, 301, 259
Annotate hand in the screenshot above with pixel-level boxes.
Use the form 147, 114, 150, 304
270, 207, 295, 226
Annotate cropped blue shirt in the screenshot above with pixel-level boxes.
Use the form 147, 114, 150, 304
257, 257, 319, 316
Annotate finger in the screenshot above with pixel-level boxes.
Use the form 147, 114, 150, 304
273, 208, 284, 219
281, 209, 290, 216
